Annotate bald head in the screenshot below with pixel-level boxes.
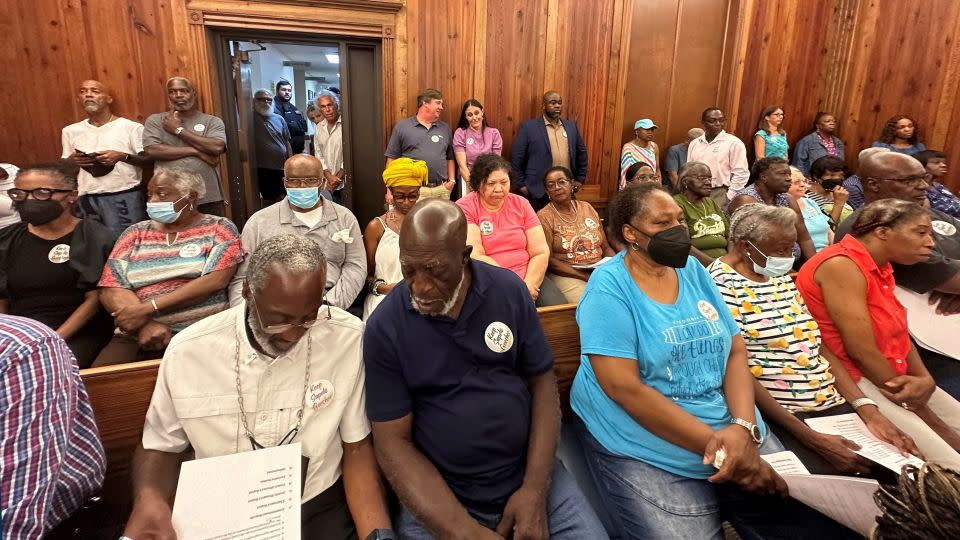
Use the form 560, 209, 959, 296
402, 199, 467, 253
78, 79, 113, 115
542, 91, 562, 120
284, 154, 323, 178
860, 152, 929, 205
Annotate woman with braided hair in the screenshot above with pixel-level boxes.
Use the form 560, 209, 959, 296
797, 198, 960, 467
873, 462, 960, 539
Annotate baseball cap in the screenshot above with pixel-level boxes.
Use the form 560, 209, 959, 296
634, 119, 658, 129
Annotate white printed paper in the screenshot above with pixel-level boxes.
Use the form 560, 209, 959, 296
761, 451, 811, 475
782, 474, 881, 536
895, 286, 959, 360
804, 413, 924, 474
572, 256, 613, 270
172, 443, 301, 539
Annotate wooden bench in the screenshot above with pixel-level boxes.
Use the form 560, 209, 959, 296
79, 303, 582, 523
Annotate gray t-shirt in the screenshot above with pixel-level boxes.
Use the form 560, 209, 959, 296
143, 112, 227, 204
384, 117, 454, 184
664, 143, 688, 173
837, 207, 960, 293
253, 112, 291, 170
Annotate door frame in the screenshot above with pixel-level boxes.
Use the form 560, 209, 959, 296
183, 2, 400, 223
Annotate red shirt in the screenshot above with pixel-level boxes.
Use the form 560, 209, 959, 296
796, 235, 910, 381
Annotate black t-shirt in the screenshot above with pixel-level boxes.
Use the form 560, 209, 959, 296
836, 207, 960, 293
363, 261, 553, 514
3, 229, 88, 328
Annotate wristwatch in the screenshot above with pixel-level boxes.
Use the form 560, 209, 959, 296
174, 126, 185, 136
364, 529, 397, 540
731, 417, 763, 445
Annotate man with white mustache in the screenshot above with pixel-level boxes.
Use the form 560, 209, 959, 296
253, 89, 293, 206
61, 79, 151, 238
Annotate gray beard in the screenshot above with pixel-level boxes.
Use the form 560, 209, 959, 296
254, 105, 272, 117
246, 308, 284, 358
83, 104, 99, 113
410, 271, 465, 317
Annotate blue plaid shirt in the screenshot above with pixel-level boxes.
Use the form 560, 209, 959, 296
1, 315, 105, 539
927, 181, 960, 219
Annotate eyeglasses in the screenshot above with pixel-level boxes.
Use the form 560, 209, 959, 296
545, 178, 571, 190
5, 188, 74, 201
283, 176, 323, 188
628, 174, 660, 183
391, 191, 420, 202
251, 298, 322, 334
704, 117, 727, 124
682, 175, 712, 182
869, 173, 932, 187
254, 97, 273, 103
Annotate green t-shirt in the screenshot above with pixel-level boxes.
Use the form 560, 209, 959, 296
674, 194, 729, 258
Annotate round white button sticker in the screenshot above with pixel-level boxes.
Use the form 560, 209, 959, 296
307, 379, 335, 410
466, 137, 475, 145
561, 131, 568, 138
932, 220, 957, 236
484, 322, 514, 353
479, 220, 494, 235
48, 244, 71, 264
584, 218, 598, 229
698, 300, 719, 321
193, 123, 205, 132
179, 244, 202, 258
431, 135, 440, 143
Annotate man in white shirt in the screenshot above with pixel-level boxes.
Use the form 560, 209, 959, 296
686, 107, 750, 209
228, 154, 366, 311
61, 80, 152, 238
123, 233, 392, 540
313, 90, 345, 205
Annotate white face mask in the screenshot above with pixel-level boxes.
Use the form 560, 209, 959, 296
747, 241, 795, 278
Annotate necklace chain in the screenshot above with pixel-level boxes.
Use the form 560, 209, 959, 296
234, 330, 311, 445
550, 200, 579, 224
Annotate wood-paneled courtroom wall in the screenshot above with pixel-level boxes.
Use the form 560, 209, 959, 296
3, 0, 960, 206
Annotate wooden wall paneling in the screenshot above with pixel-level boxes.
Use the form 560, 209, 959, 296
593, 0, 633, 203
482, 0, 550, 163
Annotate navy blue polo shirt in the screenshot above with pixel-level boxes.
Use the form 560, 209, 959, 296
363, 260, 553, 514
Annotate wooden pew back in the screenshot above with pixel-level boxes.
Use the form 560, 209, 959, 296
537, 303, 581, 419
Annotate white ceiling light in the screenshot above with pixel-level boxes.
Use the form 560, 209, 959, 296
325, 54, 339, 64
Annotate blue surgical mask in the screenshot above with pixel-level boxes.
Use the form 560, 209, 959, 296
747, 241, 795, 278
147, 195, 188, 224
287, 187, 320, 209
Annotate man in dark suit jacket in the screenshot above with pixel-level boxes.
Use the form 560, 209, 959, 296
511, 91, 588, 210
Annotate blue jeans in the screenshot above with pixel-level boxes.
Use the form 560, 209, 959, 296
79, 186, 146, 239
575, 416, 858, 540
395, 460, 609, 540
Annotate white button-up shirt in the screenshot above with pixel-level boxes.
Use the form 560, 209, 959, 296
686, 130, 750, 199
314, 115, 344, 189
142, 303, 370, 502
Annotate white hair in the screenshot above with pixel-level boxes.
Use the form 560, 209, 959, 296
247, 234, 326, 294
316, 89, 340, 111
156, 168, 205, 199
728, 203, 797, 244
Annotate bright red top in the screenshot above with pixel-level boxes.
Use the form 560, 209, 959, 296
796, 235, 910, 381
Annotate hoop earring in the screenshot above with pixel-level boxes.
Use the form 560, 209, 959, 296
630, 242, 642, 251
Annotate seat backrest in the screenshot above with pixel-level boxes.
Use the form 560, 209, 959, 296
537, 303, 581, 419
81, 360, 160, 503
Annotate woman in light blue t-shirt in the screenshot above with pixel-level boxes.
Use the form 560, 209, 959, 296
571, 184, 857, 540
754, 105, 789, 160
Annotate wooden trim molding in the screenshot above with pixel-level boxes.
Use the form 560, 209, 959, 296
255, 0, 404, 12
187, 10, 392, 38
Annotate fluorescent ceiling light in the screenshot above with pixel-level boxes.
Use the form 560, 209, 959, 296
325, 54, 339, 64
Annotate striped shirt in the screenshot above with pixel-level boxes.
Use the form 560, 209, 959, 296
1, 314, 105, 538
99, 216, 245, 332
708, 261, 844, 412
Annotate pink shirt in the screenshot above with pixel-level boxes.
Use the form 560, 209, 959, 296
687, 130, 750, 200
457, 192, 540, 279
453, 126, 503, 171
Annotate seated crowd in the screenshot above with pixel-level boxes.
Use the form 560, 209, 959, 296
3, 82, 960, 540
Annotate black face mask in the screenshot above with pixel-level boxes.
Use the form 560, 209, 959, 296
14, 199, 65, 226
631, 224, 691, 268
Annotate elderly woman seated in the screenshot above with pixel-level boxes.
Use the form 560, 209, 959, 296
673, 161, 729, 265
363, 158, 423, 319
537, 166, 614, 304
709, 204, 917, 475
456, 153, 565, 306
787, 165, 832, 252
0, 161, 115, 367
572, 183, 855, 539
97, 169, 244, 363
797, 199, 960, 469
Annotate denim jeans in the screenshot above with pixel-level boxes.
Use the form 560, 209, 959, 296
394, 460, 609, 539
79, 187, 146, 239
574, 416, 859, 540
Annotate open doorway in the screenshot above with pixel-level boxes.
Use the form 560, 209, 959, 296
213, 32, 383, 230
